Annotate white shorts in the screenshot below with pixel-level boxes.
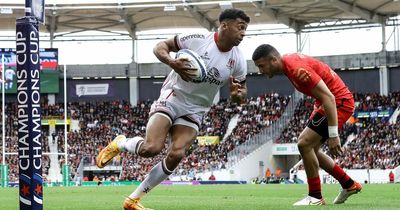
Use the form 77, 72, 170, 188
149, 90, 207, 132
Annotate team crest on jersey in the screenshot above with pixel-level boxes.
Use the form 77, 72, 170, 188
295, 68, 311, 83
227, 58, 235, 69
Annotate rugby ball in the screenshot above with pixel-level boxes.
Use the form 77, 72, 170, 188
175, 49, 207, 83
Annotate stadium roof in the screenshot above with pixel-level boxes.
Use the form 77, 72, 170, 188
0, 0, 399, 39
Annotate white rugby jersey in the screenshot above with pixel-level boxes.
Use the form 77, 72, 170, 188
159, 32, 247, 108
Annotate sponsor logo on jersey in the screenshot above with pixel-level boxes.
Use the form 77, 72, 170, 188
204, 67, 223, 86
180, 34, 205, 42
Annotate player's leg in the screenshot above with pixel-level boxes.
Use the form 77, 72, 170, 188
315, 108, 362, 204
122, 112, 172, 157
121, 113, 172, 210
96, 113, 171, 168
165, 122, 197, 170
314, 146, 362, 204
314, 145, 354, 188
293, 126, 326, 206
97, 97, 174, 168
125, 122, 197, 209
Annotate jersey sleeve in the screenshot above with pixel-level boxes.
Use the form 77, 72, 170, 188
174, 33, 207, 51
291, 64, 321, 90
231, 50, 247, 83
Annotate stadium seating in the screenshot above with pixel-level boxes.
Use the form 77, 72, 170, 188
1, 91, 399, 182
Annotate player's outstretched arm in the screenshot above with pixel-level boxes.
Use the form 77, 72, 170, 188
311, 80, 343, 157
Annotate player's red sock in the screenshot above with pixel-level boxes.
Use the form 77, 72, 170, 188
307, 176, 322, 199
329, 164, 354, 189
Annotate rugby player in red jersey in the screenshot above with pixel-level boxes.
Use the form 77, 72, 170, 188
252, 44, 362, 206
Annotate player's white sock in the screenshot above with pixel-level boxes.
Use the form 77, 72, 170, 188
117, 136, 144, 155
129, 158, 173, 199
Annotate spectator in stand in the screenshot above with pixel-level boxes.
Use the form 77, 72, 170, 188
92, 175, 99, 182
208, 173, 216, 181
338, 120, 400, 170
389, 171, 395, 183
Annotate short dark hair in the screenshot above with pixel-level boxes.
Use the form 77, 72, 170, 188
219, 8, 250, 23
252, 44, 280, 61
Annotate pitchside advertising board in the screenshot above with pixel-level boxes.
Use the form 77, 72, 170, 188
0, 48, 59, 93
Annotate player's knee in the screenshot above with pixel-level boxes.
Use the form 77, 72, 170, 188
297, 136, 311, 153
139, 142, 163, 157
168, 149, 186, 163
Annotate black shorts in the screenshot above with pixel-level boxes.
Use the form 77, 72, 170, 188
306, 112, 329, 142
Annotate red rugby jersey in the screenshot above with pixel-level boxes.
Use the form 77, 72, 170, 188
282, 53, 353, 112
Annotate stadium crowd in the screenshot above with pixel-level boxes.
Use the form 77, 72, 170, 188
0, 91, 399, 182
338, 119, 400, 169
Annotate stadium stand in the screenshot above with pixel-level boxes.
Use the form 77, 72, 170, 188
0, 91, 399, 182
1, 92, 289, 181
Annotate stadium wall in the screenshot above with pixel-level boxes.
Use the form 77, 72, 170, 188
61, 51, 400, 78
395, 165, 400, 183
61, 66, 400, 102
389, 67, 400, 91
229, 140, 275, 181
336, 69, 380, 93
1, 67, 399, 103
135, 75, 294, 101
135, 68, 393, 101
137, 78, 165, 101
296, 169, 396, 184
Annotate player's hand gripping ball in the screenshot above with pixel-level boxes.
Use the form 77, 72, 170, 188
175, 49, 207, 83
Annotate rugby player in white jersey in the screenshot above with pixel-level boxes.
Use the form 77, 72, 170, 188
4, 68, 16, 90
96, 8, 250, 210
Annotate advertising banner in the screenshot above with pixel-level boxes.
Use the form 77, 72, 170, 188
272, 143, 300, 155
197, 136, 220, 145
67, 79, 129, 102
75, 84, 109, 97
355, 110, 391, 118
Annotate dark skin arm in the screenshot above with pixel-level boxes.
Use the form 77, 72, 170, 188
153, 37, 198, 82
310, 80, 343, 158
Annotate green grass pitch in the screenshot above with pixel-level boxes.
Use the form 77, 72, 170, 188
1, 184, 399, 209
